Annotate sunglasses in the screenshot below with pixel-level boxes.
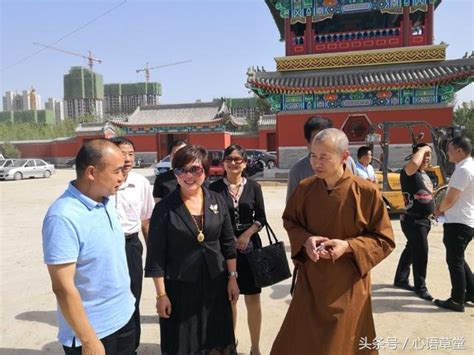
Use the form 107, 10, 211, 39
224, 157, 244, 164
174, 166, 204, 177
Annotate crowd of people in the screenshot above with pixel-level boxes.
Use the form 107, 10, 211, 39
41, 116, 473, 354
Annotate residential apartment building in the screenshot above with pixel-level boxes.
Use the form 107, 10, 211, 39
45, 98, 65, 123
3, 88, 42, 111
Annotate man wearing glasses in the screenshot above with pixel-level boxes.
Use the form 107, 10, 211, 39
109, 137, 155, 352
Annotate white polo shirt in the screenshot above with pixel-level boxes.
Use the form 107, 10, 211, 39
444, 157, 474, 228
114, 171, 155, 235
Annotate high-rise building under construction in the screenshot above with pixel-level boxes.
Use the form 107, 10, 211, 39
63, 66, 104, 120
104, 82, 162, 115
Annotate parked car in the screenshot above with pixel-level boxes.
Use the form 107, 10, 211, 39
208, 150, 225, 179
0, 159, 55, 181
246, 149, 278, 169
65, 158, 76, 169
0, 159, 15, 168
154, 155, 172, 176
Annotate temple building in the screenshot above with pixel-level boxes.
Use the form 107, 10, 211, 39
248, 0, 474, 168
112, 99, 247, 160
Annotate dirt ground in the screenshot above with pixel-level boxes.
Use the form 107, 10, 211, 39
0, 169, 472, 355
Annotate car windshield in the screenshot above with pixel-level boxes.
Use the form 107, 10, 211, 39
1, 160, 14, 167
11, 159, 27, 167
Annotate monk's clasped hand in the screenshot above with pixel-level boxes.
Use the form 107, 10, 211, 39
304, 236, 330, 262
319, 239, 350, 261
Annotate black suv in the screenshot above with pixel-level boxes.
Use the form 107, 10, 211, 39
246, 149, 278, 169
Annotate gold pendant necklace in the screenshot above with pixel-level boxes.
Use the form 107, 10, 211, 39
192, 214, 205, 242
197, 231, 205, 243
189, 213, 205, 242
184, 190, 205, 243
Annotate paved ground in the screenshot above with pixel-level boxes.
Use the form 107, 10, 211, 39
0, 169, 472, 354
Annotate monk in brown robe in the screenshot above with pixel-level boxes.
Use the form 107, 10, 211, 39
271, 128, 395, 355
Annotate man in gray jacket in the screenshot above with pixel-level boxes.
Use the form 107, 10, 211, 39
286, 116, 356, 201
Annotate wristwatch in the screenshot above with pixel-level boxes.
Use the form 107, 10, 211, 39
253, 220, 263, 230
228, 271, 238, 278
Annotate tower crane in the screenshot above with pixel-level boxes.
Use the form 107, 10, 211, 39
32, 42, 102, 71
136, 60, 192, 83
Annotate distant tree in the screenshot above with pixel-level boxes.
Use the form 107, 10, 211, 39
78, 114, 101, 123
0, 142, 21, 158
453, 101, 474, 140
243, 96, 272, 132
0, 120, 77, 141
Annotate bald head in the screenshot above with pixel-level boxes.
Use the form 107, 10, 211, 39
75, 139, 121, 177
311, 128, 349, 154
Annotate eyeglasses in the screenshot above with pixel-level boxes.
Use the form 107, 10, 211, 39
224, 157, 244, 164
174, 166, 204, 177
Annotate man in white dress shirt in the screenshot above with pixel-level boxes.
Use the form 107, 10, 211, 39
434, 136, 473, 312
109, 137, 155, 350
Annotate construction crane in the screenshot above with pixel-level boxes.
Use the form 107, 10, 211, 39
136, 60, 192, 83
32, 42, 102, 72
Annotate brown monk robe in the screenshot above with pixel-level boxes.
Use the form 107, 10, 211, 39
272, 129, 395, 355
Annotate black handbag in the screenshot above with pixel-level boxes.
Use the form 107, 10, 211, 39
247, 223, 292, 288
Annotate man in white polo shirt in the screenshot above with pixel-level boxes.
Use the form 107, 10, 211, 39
434, 136, 473, 312
109, 137, 155, 350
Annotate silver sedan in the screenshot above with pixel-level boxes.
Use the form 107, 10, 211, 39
0, 159, 55, 180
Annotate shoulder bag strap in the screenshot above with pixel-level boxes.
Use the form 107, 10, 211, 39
265, 223, 279, 245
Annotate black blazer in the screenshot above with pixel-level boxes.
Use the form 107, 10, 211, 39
145, 187, 236, 283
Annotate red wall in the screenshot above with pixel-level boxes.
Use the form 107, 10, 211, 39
127, 134, 157, 152
258, 130, 276, 150
277, 106, 454, 146
50, 139, 80, 157
14, 137, 78, 158
189, 132, 231, 149
231, 135, 260, 149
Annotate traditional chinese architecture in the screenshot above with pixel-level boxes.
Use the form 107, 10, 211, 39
248, 0, 474, 168
112, 99, 247, 160
6, 101, 276, 165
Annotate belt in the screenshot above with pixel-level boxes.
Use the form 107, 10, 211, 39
405, 213, 432, 220
125, 232, 139, 240
234, 223, 253, 233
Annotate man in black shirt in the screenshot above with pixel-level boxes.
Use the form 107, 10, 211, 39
153, 140, 187, 203
394, 143, 434, 301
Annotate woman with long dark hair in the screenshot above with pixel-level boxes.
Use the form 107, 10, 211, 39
210, 144, 267, 355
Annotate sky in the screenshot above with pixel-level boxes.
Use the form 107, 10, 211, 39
1, 0, 473, 110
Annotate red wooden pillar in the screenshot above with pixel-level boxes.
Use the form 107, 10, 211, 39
426, 3, 434, 44
285, 18, 292, 55
305, 16, 313, 54
402, 6, 411, 46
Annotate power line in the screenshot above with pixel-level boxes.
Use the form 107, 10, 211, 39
1, 0, 127, 73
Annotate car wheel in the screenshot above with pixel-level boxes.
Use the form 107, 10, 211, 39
44, 170, 51, 178
14, 172, 22, 181
267, 160, 276, 169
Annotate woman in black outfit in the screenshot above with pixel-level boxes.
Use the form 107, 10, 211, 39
210, 145, 266, 355
145, 145, 239, 355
